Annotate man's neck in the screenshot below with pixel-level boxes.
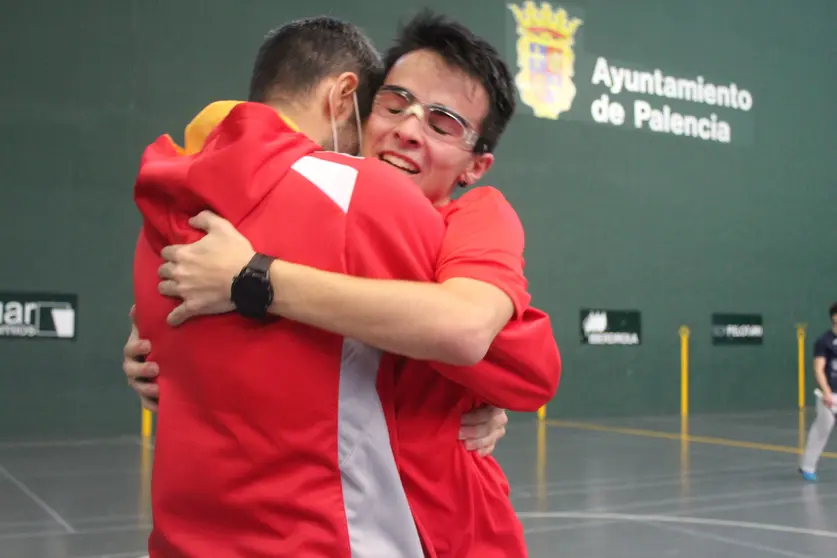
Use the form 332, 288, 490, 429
264, 101, 328, 147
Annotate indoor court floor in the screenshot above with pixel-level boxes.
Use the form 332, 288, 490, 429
1, 410, 835, 557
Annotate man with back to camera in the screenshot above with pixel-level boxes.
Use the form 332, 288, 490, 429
132, 16, 447, 557
128, 11, 561, 557
799, 302, 837, 482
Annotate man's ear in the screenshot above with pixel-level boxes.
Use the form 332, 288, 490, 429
326, 71, 359, 122
458, 153, 495, 187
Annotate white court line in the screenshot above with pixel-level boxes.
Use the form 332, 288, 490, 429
0, 512, 145, 529
648, 521, 817, 558
510, 458, 793, 494
576, 483, 808, 514
0, 436, 138, 449
0, 465, 75, 533
519, 490, 837, 536
0, 518, 56, 529
0, 522, 150, 541
517, 482, 814, 527
663, 490, 837, 519
516, 511, 837, 538
10, 466, 143, 480
516, 465, 801, 501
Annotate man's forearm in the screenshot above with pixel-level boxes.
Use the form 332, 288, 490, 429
266, 260, 495, 365
429, 307, 560, 411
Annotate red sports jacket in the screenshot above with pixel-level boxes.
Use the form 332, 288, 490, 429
393, 186, 562, 558
132, 102, 445, 558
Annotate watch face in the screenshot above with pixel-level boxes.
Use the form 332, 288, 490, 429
232, 271, 272, 317
236, 273, 266, 298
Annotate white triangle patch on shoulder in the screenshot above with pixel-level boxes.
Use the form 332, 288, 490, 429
291, 155, 359, 213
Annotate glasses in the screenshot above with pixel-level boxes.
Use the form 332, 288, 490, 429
372, 85, 483, 152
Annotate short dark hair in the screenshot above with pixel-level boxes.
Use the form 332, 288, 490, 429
249, 17, 384, 121
830, 303, 837, 319
383, 10, 516, 154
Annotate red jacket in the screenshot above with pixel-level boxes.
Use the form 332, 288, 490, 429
394, 187, 562, 558
132, 102, 445, 558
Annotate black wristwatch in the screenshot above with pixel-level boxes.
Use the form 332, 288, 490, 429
231, 253, 276, 320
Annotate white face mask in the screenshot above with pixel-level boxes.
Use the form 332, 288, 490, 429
328, 83, 363, 155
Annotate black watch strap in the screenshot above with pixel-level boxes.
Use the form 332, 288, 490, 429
248, 253, 274, 275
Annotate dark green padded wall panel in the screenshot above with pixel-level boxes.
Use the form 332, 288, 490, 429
1, 0, 834, 439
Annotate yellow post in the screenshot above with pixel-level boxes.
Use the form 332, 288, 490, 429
679, 325, 691, 495
680, 413, 690, 495
536, 417, 547, 511
798, 406, 806, 452
537, 405, 546, 421
796, 324, 807, 410
680, 326, 690, 418
141, 408, 153, 441
139, 436, 153, 522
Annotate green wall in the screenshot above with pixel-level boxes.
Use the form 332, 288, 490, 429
1, 0, 834, 440
496, 0, 836, 418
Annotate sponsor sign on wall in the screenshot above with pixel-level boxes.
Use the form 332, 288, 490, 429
712, 313, 763, 345
0, 293, 77, 340
581, 309, 641, 345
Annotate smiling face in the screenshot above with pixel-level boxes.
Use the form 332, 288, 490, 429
361, 49, 495, 205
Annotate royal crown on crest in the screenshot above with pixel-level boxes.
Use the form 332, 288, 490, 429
508, 1, 582, 47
